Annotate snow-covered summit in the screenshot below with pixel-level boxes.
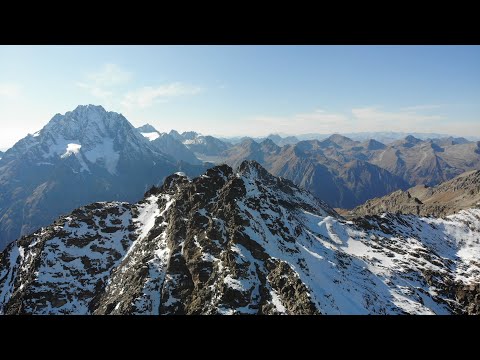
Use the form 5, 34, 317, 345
8, 104, 154, 175
42, 105, 117, 139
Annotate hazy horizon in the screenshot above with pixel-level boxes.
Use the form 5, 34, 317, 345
1, 45, 479, 149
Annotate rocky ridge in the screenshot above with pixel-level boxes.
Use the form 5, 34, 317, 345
1, 161, 479, 314
350, 170, 480, 218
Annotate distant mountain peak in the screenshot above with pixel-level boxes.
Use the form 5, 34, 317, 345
137, 124, 158, 133
318, 134, 355, 149
294, 139, 323, 153
260, 138, 279, 148
266, 134, 282, 141
327, 133, 357, 145
404, 135, 421, 142
168, 130, 183, 141
239, 137, 258, 146
328, 133, 349, 140
181, 131, 200, 140
395, 135, 424, 149
430, 136, 471, 146
363, 138, 386, 150
238, 159, 267, 174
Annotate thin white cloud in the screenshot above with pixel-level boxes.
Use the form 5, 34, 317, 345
77, 63, 131, 100
0, 83, 21, 98
121, 82, 203, 109
77, 64, 203, 111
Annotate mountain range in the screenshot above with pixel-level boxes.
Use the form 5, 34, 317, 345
217, 134, 480, 208
2, 105, 479, 251
368, 136, 480, 186
220, 136, 409, 208
136, 124, 202, 165
220, 132, 479, 146
137, 125, 232, 163
171, 130, 232, 161
0, 105, 209, 249
1, 161, 479, 315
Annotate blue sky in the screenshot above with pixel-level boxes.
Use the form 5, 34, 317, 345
0, 45, 479, 149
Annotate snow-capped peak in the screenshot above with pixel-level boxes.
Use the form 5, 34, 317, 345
43, 104, 123, 139
7, 105, 155, 175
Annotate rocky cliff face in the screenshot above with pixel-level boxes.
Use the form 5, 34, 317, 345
350, 170, 480, 218
1, 161, 479, 315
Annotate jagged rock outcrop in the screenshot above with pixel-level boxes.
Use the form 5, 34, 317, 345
1, 161, 479, 315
